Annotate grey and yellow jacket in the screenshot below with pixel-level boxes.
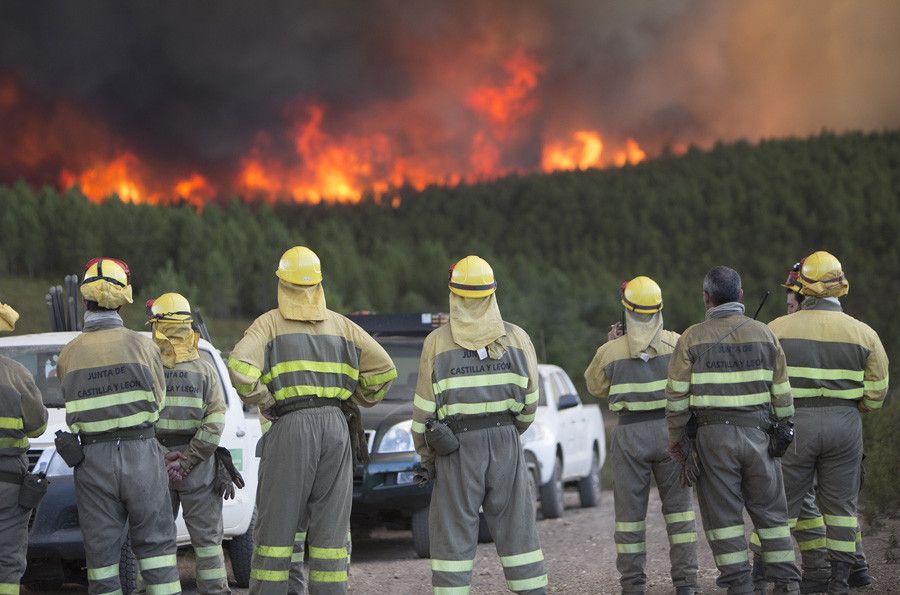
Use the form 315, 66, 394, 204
665, 303, 793, 443
227, 309, 397, 412
585, 329, 680, 412
768, 298, 889, 412
412, 322, 539, 468
0, 355, 48, 457
58, 314, 166, 435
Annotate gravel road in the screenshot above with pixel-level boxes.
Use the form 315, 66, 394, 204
29, 488, 898, 593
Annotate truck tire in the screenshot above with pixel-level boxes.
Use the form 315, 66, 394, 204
577, 449, 602, 508
539, 456, 565, 519
119, 538, 137, 595
411, 507, 430, 559
228, 508, 256, 588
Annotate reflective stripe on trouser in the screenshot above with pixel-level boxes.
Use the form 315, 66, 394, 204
749, 487, 830, 583
169, 453, 229, 595
250, 407, 351, 595
74, 439, 181, 595
0, 467, 29, 595
781, 406, 862, 565
611, 418, 698, 592
430, 425, 546, 594
696, 424, 800, 594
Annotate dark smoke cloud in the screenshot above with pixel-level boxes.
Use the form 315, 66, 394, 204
1, 0, 899, 180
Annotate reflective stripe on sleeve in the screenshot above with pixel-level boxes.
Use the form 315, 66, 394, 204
411, 420, 427, 433
413, 394, 436, 412
666, 398, 690, 412
864, 376, 889, 391
227, 357, 261, 379
668, 380, 690, 393
360, 369, 398, 387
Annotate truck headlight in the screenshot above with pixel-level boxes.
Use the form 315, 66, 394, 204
377, 420, 415, 453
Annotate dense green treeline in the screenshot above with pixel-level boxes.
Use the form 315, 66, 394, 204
0, 131, 898, 389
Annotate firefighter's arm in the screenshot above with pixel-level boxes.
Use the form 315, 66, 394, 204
182, 363, 226, 473
860, 332, 889, 412
227, 318, 276, 411
770, 337, 794, 419
16, 363, 48, 438
665, 335, 693, 443
584, 345, 612, 399
515, 334, 540, 434
412, 335, 437, 469
146, 341, 168, 411
352, 325, 397, 407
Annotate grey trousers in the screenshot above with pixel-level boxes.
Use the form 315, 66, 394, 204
0, 455, 29, 594
781, 406, 863, 565
250, 407, 351, 595
696, 424, 800, 594
611, 418, 698, 593
170, 452, 229, 595
75, 437, 181, 595
430, 425, 547, 594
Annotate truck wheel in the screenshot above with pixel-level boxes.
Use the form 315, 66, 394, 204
228, 508, 255, 588
477, 514, 493, 543
120, 537, 137, 595
577, 449, 602, 508
539, 456, 565, 519
411, 507, 430, 559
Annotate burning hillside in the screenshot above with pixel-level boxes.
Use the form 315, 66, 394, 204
0, 1, 898, 205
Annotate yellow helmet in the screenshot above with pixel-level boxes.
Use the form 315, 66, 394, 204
276, 246, 322, 286
149, 292, 193, 323
80, 257, 133, 309
798, 250, 849, 297
782, 262, 803, 293
621, 276, 663, 314
449, 255, 496, 298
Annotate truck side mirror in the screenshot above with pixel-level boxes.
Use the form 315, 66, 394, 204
557, 393, 580, 410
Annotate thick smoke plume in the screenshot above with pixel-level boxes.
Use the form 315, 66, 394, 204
1, 0, 898, 204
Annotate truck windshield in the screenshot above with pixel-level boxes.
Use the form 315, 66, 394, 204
379, 340, 423, 402
0, 345, 66, 408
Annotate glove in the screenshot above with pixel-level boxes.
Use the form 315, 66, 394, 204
164, 450, 189, 482
413, 464, 435, 487
340, 399, 369, 465
667, 440, 686, 464
767, 418, 795, 458
607, 322, 624, 342
213, 447, 245, 500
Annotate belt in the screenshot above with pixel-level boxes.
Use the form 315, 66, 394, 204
0, 470, 23, 485
446, 413, 515, 434
80, 425, 156, 446
694, 413, 771, 432
618, 409, 665, 425
276, 396, 342, 416
795, 397, 858, 409
157, 432, 194, 448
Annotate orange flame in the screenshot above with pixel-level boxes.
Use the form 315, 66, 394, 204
2, 50, 663, 206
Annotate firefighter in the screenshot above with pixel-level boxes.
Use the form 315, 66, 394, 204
412, 255, 547, 595
147, 293, 230, 595
768, 251, 888, 594
666, 265, 801, 594
0, 299, 49, 595
57, 258, 180, 595
227, 246, 396, 595
585, 276, 698, 595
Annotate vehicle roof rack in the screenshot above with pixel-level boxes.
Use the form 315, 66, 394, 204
348, 312, 448, 336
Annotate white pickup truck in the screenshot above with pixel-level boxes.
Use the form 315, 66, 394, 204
521, 364, 606, 518
0, 331, 261, 592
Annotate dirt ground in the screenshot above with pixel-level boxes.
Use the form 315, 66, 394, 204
29, 488, 900, 594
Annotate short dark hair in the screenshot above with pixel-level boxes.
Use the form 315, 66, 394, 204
84, 300, 116, 312
703, 266, 742, 306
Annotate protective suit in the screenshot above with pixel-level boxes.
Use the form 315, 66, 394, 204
0, 302, 49, 595
667, 301, 800, 594
58, 300, 180, 595
413, 257, 547, 595
150, 317, 229, 595
228, 248, 395, 595
586, 305, 697, 594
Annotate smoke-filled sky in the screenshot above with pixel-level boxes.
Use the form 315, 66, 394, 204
1, 0, 899, 203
